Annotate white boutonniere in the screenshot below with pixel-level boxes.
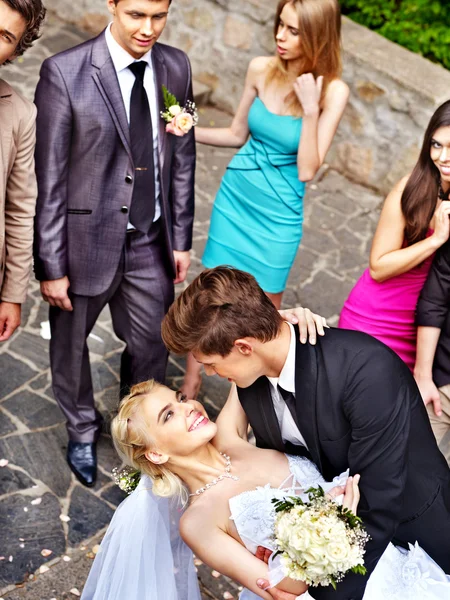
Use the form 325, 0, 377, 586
160, 85, 198, 136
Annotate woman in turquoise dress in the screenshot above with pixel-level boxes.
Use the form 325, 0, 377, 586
182, 0, 349, 397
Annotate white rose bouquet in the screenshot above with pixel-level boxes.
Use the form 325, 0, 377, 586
272, 486, 369, 590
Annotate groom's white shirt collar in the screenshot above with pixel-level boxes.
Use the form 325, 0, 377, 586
105, 23, 153, 72
267, 322, 296, 394
267, 324, 308, 448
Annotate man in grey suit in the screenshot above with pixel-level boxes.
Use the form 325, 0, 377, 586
34, 0, 195, 486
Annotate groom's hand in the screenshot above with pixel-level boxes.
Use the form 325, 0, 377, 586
256, 578, 301, 600
255, 548, 299, 599
279, 307, 328, 345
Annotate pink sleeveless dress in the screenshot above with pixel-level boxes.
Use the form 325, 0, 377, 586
339, 235, 435, 372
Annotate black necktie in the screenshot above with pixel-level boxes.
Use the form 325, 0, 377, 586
128, 61, 155, 232
277, 384, 299, 427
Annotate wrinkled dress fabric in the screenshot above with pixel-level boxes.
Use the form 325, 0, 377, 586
202, 97, 305, 293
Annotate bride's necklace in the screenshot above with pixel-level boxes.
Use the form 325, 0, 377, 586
189, 452, 239, 497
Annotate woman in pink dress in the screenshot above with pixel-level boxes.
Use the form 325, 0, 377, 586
339, 100, 450, 371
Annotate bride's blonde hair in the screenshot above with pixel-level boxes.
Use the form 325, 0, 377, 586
267, 0, 342, 116
111, 380, 187, 501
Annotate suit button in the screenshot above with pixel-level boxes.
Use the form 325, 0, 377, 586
125, 174, 133, 184
121, 206, 129, 214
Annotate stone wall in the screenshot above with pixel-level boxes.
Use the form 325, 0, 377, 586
47, 0, 450, 194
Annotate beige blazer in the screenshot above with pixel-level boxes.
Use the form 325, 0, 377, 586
0, 78, 37, 304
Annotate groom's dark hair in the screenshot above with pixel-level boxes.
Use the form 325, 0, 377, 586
162, 266, 284, 357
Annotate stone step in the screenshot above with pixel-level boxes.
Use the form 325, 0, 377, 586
193, 79, 212, 107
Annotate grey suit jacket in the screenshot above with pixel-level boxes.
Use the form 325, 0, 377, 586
33, 32, 195, 297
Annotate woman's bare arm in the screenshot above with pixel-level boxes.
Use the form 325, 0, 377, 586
297, 77, 349, 181
194, 57, 268, 148
215, 384, 249, 441
180, 513, 308, 600
369, 177, 450, 282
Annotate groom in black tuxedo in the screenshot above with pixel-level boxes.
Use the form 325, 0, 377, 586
162, 266, 450, 600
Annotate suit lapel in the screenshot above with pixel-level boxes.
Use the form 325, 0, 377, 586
0, 90, 13, 180
152, 44, 167, 168
91, 33, 133, 162
294, 332, 323, 472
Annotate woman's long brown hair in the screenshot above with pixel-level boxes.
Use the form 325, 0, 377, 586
401, 100, 450, 245
266, 0, 342, 116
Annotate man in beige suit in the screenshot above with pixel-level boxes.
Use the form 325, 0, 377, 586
0, 0, 45, 341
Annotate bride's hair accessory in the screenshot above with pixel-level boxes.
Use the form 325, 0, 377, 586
189, 452, 239, 497
112, 465, 141, 494
272, 486, 369, 589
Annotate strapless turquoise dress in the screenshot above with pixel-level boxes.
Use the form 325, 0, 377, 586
202, 96, 305, 293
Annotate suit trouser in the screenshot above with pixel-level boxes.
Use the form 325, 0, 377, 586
49, 221, 174, 442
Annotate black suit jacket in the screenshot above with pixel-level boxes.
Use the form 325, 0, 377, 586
416, 240, 450, 387
238, 327, 450, 599
33, 33, 195, 296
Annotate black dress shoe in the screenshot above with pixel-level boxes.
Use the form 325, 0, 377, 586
67, 441, 97, 487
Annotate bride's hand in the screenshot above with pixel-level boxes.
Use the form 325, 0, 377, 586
327, 474, 361, 514
278, 306, 328, 345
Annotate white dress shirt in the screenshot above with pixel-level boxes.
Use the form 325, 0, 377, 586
267, 322, 309, 449
105, 23, 161, 224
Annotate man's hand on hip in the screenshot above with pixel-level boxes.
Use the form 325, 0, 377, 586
40, 276, 73, 311
0, 302, 21, 341
173, 250, 191, 284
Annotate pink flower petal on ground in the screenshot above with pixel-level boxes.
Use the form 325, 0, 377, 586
31, 498, 42, 506
59, 514, 70, 522
0, 459, 9, 467
39, 565, 49, 574
63, 555, 71, 562
41, 549, 52, 557
70, 588, 81, 597
212, 570, 220, 578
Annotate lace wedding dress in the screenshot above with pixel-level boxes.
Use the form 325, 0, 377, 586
81, 455, 450, 600
230, 455, 450, 600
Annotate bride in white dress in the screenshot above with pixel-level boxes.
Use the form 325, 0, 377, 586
81, 380, 450, 600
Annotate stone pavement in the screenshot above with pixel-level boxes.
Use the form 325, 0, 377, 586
0, 12, 448, 600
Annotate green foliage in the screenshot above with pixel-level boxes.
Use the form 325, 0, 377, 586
162, 84, 178, 109
341, 0, 450, 70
